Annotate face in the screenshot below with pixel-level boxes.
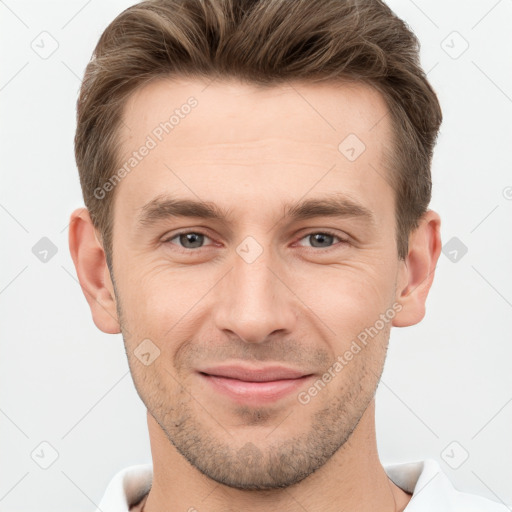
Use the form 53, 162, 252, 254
107, 77, 406, 489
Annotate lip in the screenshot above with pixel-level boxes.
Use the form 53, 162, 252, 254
198, 364, 310, 382
197, 364, 314, 404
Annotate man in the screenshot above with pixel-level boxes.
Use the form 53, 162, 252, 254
68, 0, 508, 510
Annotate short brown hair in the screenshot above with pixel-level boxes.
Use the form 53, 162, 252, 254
74, 0, 442, 270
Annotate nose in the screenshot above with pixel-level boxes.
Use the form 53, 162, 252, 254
212, 247, 297, 344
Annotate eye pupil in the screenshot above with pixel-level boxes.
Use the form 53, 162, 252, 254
180, 233, 204, 248
310, 233, 334, 248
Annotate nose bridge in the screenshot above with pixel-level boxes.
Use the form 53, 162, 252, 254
213, 238, 296, 343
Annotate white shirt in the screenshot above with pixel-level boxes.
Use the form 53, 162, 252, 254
94, 458, 510, 511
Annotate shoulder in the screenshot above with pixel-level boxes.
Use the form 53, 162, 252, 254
384, 458, 510, 511
94, 463, 153, 512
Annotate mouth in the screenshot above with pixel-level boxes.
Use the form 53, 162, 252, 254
197, 364, 315, 404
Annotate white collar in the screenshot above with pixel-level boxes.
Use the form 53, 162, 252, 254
95, 458, 509, 511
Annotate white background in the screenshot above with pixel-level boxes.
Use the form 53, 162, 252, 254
1, 1, 511, 510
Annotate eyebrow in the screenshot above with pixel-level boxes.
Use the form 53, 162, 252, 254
136, 193, 375, 229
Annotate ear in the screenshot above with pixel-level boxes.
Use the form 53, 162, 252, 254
392, 210, 442, 327
68, 207, 121, 334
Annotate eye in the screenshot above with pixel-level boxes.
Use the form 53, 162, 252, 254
162, 229, 349, 252
295, 231, 348, 250
164, 231, 213, 250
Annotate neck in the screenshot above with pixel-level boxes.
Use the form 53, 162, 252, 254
143, 400, 411, 512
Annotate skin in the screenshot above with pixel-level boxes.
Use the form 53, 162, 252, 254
69, 77, 441, 512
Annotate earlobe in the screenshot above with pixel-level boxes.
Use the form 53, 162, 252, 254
392, 210, 442, 328
68, 207, 121, 334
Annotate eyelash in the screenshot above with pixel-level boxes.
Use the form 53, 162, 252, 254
162, 229, 349, 253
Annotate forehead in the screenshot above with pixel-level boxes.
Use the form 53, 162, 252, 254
121, 76, 391, 147
114, 76, 394, 226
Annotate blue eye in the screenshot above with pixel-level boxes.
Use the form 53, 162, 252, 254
296, 231, 347, 249
163, 230, 348, 252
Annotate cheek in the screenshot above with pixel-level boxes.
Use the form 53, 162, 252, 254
118, 243, 398, 348
293, 259, 397, 333
117, 261, 213, 346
